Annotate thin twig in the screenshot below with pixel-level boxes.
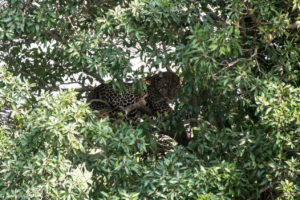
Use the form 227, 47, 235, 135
68, 16, 76, 29
215, 46, 258, 75
215, 59, 241, 75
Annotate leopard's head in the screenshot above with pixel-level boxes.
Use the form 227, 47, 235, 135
146, 72, 182, 102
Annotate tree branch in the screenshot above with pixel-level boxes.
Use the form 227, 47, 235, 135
215, 46, 258, 75
203, 4, 228, 27
74, 86, 94, 92
82, 67, 105, 84
20, 70, 49, 87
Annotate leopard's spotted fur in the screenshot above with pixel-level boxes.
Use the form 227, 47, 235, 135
87, 71, 191, 146
87, 72, 181, 118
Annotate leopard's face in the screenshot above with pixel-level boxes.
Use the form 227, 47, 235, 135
148, 72, 182, 103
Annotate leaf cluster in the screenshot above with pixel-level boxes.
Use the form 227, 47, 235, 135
1, 0, 300, 199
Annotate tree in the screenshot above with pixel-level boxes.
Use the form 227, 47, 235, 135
0, 0, 299, 199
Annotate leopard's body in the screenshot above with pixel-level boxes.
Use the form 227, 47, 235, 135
87, 72, 181, 118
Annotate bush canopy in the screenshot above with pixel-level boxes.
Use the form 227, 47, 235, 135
0, 0, 299, 199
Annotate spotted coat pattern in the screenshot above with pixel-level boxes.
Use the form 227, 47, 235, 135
87, 72, 181, 118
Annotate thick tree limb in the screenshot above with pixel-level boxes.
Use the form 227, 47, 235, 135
73, 86, 94, 92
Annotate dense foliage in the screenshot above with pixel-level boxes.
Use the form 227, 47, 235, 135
1, 0, 299, 199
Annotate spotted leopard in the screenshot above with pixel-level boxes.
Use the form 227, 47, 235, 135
86, 72, 181, 118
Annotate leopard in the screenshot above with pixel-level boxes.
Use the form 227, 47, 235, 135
86, 71, 190, 146
86, 71, 182, 118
